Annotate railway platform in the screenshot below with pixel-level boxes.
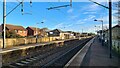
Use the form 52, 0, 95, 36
65, 37, 119, 67
0, 39, 73, 54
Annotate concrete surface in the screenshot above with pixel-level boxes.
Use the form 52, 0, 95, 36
81, 37, 120, 67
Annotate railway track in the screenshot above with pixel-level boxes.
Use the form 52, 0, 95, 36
2, 38, 92, 68
42, 38, 91, 67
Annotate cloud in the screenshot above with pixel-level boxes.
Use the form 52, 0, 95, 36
76, 19, 85, 25
83, 15, 96, 21
82, 4, 100, 12
54, 23, 64, 29
76, 22, 85, 25
67, 24, 73, 27
69, 15, 78, 20
83, 11, 97, 14
98, 15, 118, 24
42, 19, 46, 22
89, 15, 96, 19
112, 10, 118, 14
95, 23, 117, 30
74, 15, 95, 25
67, 8, 73, 13
80, 3, 104, 15
89, 4, 99, 10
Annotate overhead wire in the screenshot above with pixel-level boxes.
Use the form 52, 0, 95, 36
47, 0, 76, 29
6, 1, 71, 28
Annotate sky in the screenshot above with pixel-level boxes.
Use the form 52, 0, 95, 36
0, 0, 119, 33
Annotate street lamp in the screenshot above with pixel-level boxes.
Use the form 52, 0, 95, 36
89, 0, 112, 58
36, 22, 44, 43
95, 25, 100, 34
94, 19, 104, 46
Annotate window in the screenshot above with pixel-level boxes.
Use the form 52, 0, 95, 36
50, 32, 53, 34
15, 30, 18, 33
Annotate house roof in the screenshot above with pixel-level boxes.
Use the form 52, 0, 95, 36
103, 25, 120, 32
56, 29, 63, 33
41, 28, 48, 30
49, 29, 63, 33
27, 27, 40, 31
41, 28, 50, 32
112, 25, 120, 29
65, 31, 73, 33
4, 24, 26, 30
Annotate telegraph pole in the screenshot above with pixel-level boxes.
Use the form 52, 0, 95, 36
3, 0, 6, 49
89, 0, 112, 58
109, 0, 112, 58
2, 0, 32, 48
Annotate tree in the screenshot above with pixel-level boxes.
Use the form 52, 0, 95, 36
115, 1, 120, 25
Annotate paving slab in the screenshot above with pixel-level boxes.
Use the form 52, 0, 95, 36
65, 37, 95, 67
81, 37, 120, 67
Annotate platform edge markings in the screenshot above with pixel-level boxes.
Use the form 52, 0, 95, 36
64, 37, 95, 67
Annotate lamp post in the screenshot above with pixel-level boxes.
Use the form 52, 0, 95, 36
36, 22, 44, 43
95, 25, 100, 35
36, 23, 39, 43
3, 0, 6, 49
109, 0, 112, 58
89, 0, 112, 58
94, 19, 104, 46
94, 26, 97, 34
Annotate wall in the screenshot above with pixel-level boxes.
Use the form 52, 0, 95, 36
112, 40, 120, 54
1, 39, 76, 65
112, 27, 120, 39
0, 37, 61, 48
0, 39, 2, 48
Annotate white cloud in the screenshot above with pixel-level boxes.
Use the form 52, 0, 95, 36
67, 24, 73, 27
90, 4, 99, 10
54, 23, 64, 29
98, 15, 118, 24
54, 22, 73, 28
74, 15, 95, 25
88, 15, 96, 19
95, 23, 117, 30
83, 15, 96, 21
84, 4, 100, 12
83, 11, 97, 14
76, 22, 85, 25
75, 19, 85, 25
42, 19, 46, 22
69, 15, 78, 20
112, 10, 118, 14
67, 8, 73, 13
80, 2, 104, 14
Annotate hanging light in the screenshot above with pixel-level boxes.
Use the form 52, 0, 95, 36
30, 0, 32, 7
21, 2, 24, 15
21, 8, 24, 15
70, 0, 72, 7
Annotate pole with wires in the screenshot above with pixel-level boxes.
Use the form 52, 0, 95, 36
3, 0, 6, 49
109, 0, 112, 58
47, 0, 72, 10
89, 0, 112, 58
2, 0, 32, 48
